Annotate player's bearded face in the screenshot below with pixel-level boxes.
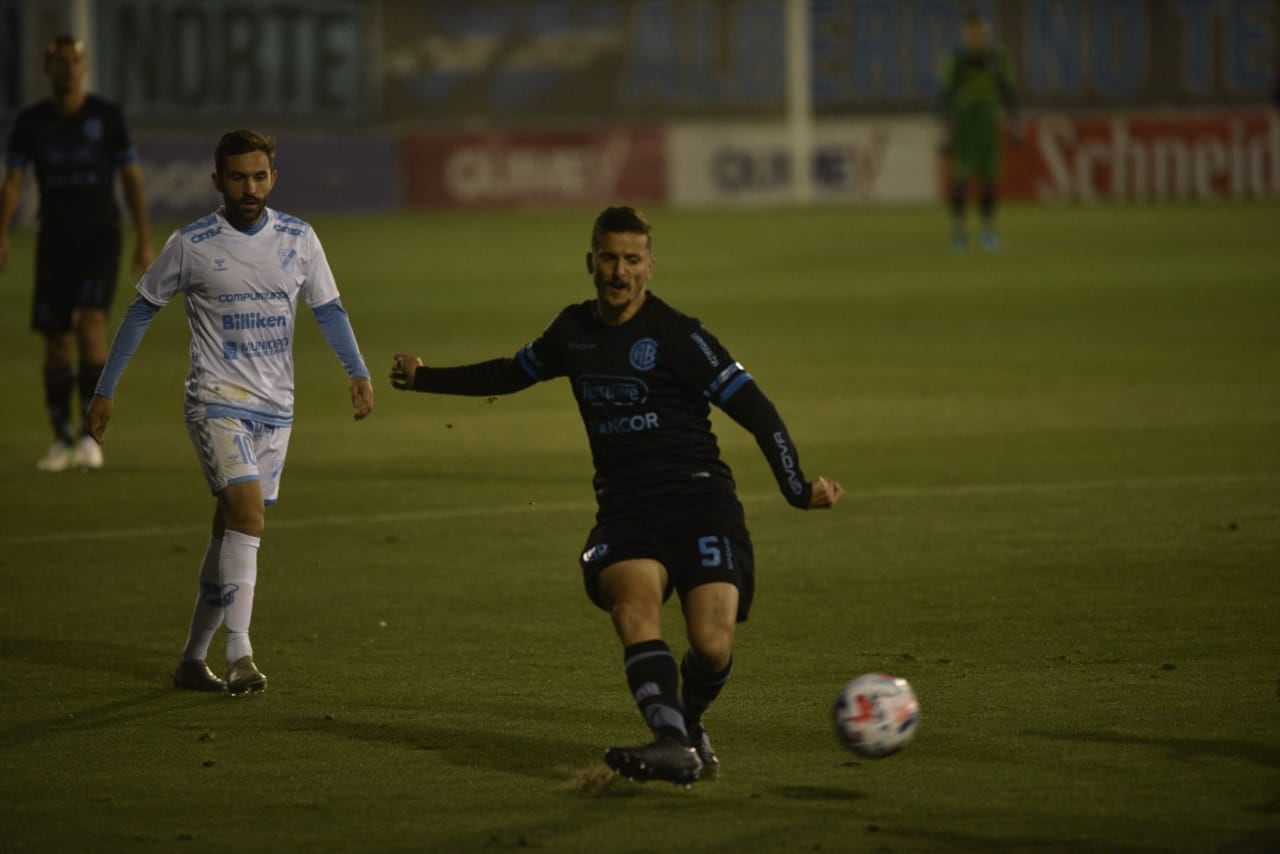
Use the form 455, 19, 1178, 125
214, 151, 276, 228
591, 232, 653, 318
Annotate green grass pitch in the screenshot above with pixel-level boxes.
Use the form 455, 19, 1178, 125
1, 203, 1277, 852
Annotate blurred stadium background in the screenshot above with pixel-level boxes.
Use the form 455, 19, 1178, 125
4, 0, 1277, 218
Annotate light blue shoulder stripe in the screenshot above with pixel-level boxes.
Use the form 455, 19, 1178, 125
717, 372, 754, 404
516, 345, 543, 380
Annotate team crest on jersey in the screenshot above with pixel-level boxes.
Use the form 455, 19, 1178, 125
82, 117, 103, 141
629, 338, 658, 371
279, 249, 298, 272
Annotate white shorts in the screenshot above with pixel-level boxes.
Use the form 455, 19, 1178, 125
186, 417, 292, 504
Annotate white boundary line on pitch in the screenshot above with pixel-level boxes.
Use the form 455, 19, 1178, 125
4, 471, 1275, 547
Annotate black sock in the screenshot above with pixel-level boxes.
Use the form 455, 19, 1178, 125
623, 640, 688, 744
681, 651, 733, 729
44, 368, 75, 444
78, 363, 104, 436
949, 178, 967, 223
979, 182, 997, 223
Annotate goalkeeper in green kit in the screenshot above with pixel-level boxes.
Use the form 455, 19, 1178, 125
938, 10, 1020, 250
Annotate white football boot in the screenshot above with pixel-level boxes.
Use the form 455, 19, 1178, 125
36, 440, 75, 472
75, 435, 104, 470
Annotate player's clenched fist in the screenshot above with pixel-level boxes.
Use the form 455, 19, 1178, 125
390, 353, 423, 390
808, 476, 844, 509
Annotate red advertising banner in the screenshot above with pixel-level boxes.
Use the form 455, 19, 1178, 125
402, 129, 666, 209
1000, 111, 1280, 202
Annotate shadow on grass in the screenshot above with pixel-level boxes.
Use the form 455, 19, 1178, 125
0, 690, 207, 749
878, 827, 1156, 853
278, 714, 597, 782
1025, 728, 1280, 769
0, 634, 205, 749
770, 784, 868, 802
0, 635, 163, 683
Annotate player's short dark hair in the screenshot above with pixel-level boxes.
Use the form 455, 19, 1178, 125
592, 206, 652, 251
214, 129, 276, 175
45, 35, 84, 58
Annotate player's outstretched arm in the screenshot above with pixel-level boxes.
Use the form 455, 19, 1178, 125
389, 352, 538, 396
718, 378, 842, 511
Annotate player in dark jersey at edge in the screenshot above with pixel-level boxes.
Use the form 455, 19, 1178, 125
937, 10, 1020, 251
0, 35, 153, 471
390, 206, 843, 785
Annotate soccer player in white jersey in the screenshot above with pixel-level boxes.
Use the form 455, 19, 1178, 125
86, 129, 374, 694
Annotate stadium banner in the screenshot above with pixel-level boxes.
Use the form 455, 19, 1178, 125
93, 0, 369, 123
135, 132, 401, 221
668, 118, 940, 207
377, 0, 1278, 122
401, 129, 666, 209
1000, 110, 1280, 202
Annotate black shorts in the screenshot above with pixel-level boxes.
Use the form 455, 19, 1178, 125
31, 225, 123, 333
579, 489, 756, 623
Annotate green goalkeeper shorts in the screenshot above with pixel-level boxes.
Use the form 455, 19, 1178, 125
951, 120, 1002, 183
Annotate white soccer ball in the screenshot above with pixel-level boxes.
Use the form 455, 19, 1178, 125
832, 673, 920, 758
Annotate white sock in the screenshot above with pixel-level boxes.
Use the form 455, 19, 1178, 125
220, 529, 261, 665
180, 536, 225, 662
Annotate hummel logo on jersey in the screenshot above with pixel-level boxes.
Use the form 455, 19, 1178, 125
213, 258, 228, 271
567, 341, 597, 350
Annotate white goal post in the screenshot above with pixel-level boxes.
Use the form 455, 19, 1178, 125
784, 0, 815, 204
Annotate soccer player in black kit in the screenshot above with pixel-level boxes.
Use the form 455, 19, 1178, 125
390, 206, 843, 784
0, 35, 153, 471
